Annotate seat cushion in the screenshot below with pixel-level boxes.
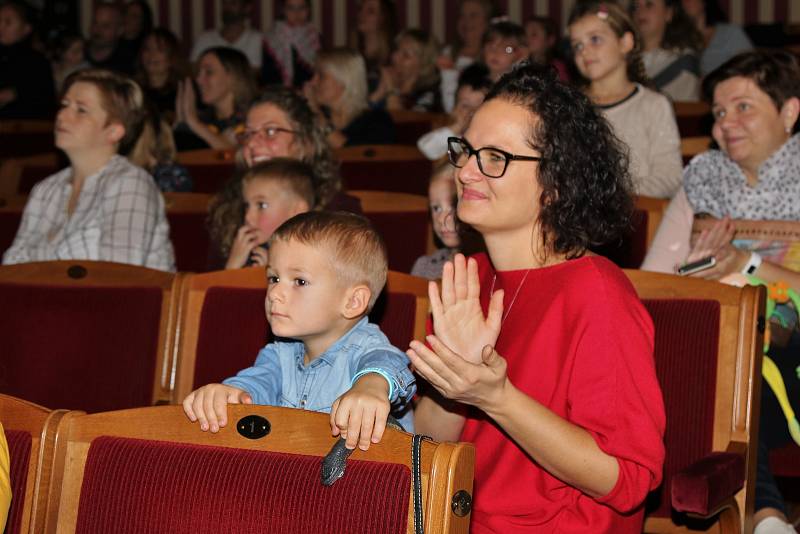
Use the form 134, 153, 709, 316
75, 436, 410, 534
671, 451, 745, 515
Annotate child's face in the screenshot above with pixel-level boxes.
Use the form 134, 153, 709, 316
525, 21, 553, 60
141, 36, 170, 77
429, 173, 459, 248
483, 37, 526, 80
569, 15, 633, 83
243, 179, 309, 245
284, 0, 310, 27
63, 40, 85, 67
55, 82, 120, 154
266, 238, 352, 354
0, 6, 30, 46
453, 85, 485, 126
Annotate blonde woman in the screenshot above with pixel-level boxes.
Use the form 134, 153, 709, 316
305, 48, 395, 148
370, 29, 443, 112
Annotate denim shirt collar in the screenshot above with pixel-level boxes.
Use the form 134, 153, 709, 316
287, 316, 370, 369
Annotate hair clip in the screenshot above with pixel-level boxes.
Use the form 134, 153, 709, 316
597, 4, 609, 20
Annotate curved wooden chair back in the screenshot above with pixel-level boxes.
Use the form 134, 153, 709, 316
624, 270, 764, 534
45, 405, 474, 534
388, 110, 450, 145
0, 261, 181, 411
681, 136, 712, 165
0, 394, 70, 534
673, 101, 712, 137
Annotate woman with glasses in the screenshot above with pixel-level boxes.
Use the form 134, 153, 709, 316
207, 86, 357, 269
409, 63, 665, 533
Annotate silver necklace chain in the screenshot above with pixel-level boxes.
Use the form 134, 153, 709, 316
489, 269, 532, 324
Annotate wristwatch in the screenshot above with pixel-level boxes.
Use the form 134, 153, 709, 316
740, 251, 762, 275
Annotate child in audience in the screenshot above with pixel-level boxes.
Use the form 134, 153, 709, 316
482, 21, 528, 83
411, 161, 460, 280
417, 64, 491, 160
224, 158, 315, 269
524, 16, 569, 81
568, 1, 682, 199
184, 211, 416, 449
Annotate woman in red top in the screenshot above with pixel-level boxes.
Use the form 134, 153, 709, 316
409, 63, 666, 533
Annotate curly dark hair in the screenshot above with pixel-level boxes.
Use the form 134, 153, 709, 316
207, 86, 341, 259
484, 62, 634, 259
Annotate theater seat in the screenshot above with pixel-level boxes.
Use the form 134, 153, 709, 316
337, 145, 432, 196
175, 148, 237, 194
46, 405, 474, 534
625, 270, 764, 534
163, 192, 213, 272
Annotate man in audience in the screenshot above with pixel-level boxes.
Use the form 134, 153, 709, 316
86, 3, 135, 74
190, 0, 262, 69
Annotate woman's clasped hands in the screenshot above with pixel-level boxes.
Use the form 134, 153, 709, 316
407, 254, 510, 412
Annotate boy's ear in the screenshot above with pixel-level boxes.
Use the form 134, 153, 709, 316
342, 284, 371, 319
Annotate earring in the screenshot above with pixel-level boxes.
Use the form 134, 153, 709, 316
787, 126, 792, 134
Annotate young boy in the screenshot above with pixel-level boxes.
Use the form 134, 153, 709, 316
184, 211, 416, 450
224, 158, 315, 269
482, 21, 528, 82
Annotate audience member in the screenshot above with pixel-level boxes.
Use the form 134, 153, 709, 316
3, 69, 175, 271
417, 63, 490, 160
641, 50, 800, 534
369, 28, 443, 112
190, 0, 262, 69
410, 63, 665, 532
0, 0, 55, 119
481, 20, 529, 83
438, 0, 495, 112
207, 87, 354, 269
174, 46, 256, 151
136, 28, 187, 123
120, 0, 153, 61
410, 161, 460, 279
128, 106, 192, 192
86, 2, 136, 74
262, 0, 319, 89
184, 211, 417, 443
569, 1, 682, 199
632, 0, 702, 101
681, 0, 752, 76
348, 0, 397, 93
50, 31, 89, 93
305, 47, 394, 148
524, 15, 569, 81
224, 158, 314, 269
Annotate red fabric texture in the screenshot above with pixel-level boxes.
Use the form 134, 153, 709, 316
183, 164, 235, 194
75, 436, 410, 534
670, 451, 745, 515
0, 284, 161, 412
461, 253, 666, 533
594, 209, 648, 269
369, 292, 416, 350
167, 212, 211, 272
340, 159, 431, 196
4, 429, 31, 534
769, 443, 800, 477
193, 287, 271, 388
641, 299, 719, 518
362, 211, 429, 273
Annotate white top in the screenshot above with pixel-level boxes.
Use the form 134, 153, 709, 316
190, 28, 263, 67
598, 85, 683, 199
417, 125, 456, 161
643, 48, 700, 102
3, 155, 176, 272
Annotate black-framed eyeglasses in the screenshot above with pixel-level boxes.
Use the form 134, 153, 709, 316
236, 126, 297, 145
446, 137, 542, 178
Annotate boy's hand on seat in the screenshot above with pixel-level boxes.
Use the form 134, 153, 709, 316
182, 384, 252, 433
330, 374, 391, 451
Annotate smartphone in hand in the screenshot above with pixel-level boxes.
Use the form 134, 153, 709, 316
677, 256, 716, 276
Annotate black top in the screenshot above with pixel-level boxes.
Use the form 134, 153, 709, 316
341, 108, 396, 146
0, 40, 56, 119
261, 45, 314, 89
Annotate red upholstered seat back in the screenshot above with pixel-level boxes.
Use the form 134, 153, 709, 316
363, 211, 429, 273
4, 429, 31, 534
75, 436, 410, 534
370, 292, 417, 350
340, 159, 431, 196
193, 287, 271, 388
594, 209, 648, 269
0, 284, 161, 412
642, 299, 720, 518
183, 164, 235, 194
167, 212, 211, 273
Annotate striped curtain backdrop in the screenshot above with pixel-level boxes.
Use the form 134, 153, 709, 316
80, 0, 799, 52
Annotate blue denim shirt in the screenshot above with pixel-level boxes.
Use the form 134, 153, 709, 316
223, 317, 416, 430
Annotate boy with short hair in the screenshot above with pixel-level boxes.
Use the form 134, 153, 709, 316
482, 21, 529, 82
184, 211, 415, 450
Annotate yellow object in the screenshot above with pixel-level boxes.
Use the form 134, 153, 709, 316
0, 422, 10, 531
763, 355, 800, 446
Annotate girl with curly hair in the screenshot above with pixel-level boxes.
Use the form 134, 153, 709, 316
410, 62, 665, 532
568, 1, 682, 198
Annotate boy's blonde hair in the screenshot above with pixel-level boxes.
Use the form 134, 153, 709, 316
270, 211, 388, 311
242, 159, 316, 210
